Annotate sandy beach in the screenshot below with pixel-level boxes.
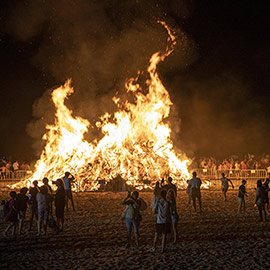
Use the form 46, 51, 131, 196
1, 189, 270, 269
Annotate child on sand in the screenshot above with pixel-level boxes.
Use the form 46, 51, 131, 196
238, 180, 248, 214
151, 190, 171, 253
4, 191, 18, 237
122, 191, 141, 248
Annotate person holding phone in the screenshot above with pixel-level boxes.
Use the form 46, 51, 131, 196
122, 191, 141, 248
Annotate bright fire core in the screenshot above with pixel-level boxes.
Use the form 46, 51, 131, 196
16, 23, 192, 191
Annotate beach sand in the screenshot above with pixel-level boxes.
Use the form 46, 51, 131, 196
1, 189, 270, 269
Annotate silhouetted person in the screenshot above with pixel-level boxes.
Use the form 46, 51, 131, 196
62, 172, 75, 211
255, 180, 266, 222
220, 173, 234, 201
55, 179, 66, 232
151, 181, 161, 212
168, 189, 178, 244
122, 191, 141, 248
165, 177, 177, 198
42, 177, 53, 214
152, 190, 171, 253
4, 191, 18, 237
238, 180, 248, 214
187, 172, 202, 213
263, 178, 270, 212
28, 180, 39, 231
16, 187, 28, 235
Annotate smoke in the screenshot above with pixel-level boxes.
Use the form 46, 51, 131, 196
5, 0, 195, 157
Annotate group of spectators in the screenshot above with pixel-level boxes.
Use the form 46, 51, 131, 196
197, 154, 270, 171
0, 158, 31, 179
1, 172, 75, 237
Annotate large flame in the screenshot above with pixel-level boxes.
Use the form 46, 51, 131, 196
14, 22, 192, 191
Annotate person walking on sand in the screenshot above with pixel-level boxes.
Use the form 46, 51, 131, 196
220, 173, 234, 201
238, 180, 248, 214
187, 172, 202, 213
122, 191, 141, 248
62, 172, 75, 211
16, 187, 29, 235
55, 179, 66, 232
42, 177, 53, 214
168, 189, 178, 244
3, 191, 19, 237
28, 180, 40, 231
151, 181, 161, 212
255, 180, 267, 222
151, 190, 171, 253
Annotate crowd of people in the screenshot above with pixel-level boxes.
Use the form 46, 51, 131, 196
197, 154, 270, 171
1, 172, 75, 237
1, 172, 270, 253
0, 158, 31, 179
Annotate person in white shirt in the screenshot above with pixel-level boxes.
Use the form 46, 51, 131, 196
187, 172, 202, 213
151, 190, 171, 253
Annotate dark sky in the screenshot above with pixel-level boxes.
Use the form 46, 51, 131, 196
0, 0, 269, 162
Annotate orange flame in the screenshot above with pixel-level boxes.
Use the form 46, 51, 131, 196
13, 22, 192, 191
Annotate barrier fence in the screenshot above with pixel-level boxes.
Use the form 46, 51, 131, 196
0, 170, 32, 181
1, 169, 269, 190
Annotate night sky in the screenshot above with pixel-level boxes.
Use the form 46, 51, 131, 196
0, 0, 269, 162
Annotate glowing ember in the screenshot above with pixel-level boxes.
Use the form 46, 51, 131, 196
14, 22, 192, 191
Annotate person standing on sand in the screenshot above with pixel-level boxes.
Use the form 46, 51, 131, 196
36, 185, 51, 235
122, 191, 141, 248
151, 190, 171, 253
62, 172, 75, 211
28, 180, 39, 231
187, 172, 202, 213
186, 180, 192, 206
165, 177, 177, 198
238, 180, 248, 214
16, 187, 29, 235
220, 173, 234, 201
255, 180, 267, 222
263, 178, 270, 212
151, 181, 161, 212
55, 179, 66, 232
3, 191, 18, 237
42, 177, 53, 214
168, 189, 178, 244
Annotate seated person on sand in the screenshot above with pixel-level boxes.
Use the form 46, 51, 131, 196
220, 173, 234, 201
238, 180, 248, 214
122, 191, 141, 248
187, 172, 202, 213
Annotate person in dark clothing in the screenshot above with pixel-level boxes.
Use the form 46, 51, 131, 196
165, 177, 177, 198
42, 177, 53, 214
55, 179, 66, 232
4, 191, 18, 237
238, 180, 248, 214
187, 172, 202, 213
255, 180, 267, 222
28, 180, 40, 231
16, 187, 28, 235
263, 178, 270, 212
